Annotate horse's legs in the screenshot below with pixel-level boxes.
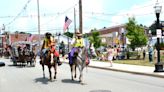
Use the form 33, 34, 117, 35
79, 68, 84, 83
74, 65, 77, 78
48, 65, 52, 81
42, 64, 45, 78
70, 64, 74, 81
33, 56, 36, 66
54, 63, 57, 79
78, 65, 84, 83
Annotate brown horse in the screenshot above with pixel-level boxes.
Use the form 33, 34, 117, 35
69, 47, 88, 83
23, 46, 36, 67
16, 46, 26, 66
40, 48, 57, 81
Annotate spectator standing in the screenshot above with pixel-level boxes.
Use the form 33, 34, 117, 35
154, 48, 157, 63
148, 45, 153, 63
107, 46, 114, 67
59, 41, 65, 61
143, 49, 146, 60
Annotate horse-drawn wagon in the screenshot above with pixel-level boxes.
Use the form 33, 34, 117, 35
10, 41, 36, 67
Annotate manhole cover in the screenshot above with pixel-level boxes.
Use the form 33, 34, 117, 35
90, 90, 111, 92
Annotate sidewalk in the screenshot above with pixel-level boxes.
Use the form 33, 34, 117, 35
61, 58, 164, 78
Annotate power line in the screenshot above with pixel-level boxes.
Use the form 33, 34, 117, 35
5, 0, 32, 26
11, 2, 79, 33
31, 2, 78, 31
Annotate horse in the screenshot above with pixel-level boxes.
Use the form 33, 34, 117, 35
16, 46, 26, 66
40, 48, 58, 81
23, 46, 35, 66
69, 47, 89, 83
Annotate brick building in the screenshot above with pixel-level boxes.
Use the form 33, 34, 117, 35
96, 24, 127, 48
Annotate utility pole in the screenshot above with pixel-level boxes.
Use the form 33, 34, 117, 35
37, 0, 41, 49
74, 8, 76, 33
79, 0, 83, 33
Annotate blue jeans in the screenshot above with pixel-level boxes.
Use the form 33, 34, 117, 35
69, 47, 78, 65
42, 48, 49, 62
149, 54, 153, 62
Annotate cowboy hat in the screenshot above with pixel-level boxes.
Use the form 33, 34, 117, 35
75, 31, 82, 36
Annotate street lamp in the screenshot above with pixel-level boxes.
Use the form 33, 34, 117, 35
154, 1, 164, 72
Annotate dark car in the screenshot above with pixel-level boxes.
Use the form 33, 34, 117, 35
0, 62, 5, 67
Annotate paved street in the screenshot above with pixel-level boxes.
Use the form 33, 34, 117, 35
1, 58, 164, 92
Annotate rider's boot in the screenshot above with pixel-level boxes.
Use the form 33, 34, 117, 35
57, 57, 62, 66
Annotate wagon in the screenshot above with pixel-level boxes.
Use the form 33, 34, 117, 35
10, 41, 36, 67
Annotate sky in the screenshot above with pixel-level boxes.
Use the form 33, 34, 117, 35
0, 0, 164, 34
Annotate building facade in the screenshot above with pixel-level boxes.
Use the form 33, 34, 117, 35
96, 24, 127, 48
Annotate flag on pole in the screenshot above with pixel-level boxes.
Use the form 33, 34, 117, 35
63, 16, 72, 32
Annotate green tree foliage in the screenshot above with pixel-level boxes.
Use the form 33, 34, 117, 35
126, 17, 148, 50
149, 21, 156, 35
88, 29, 101, 49
63, 31, 73, 38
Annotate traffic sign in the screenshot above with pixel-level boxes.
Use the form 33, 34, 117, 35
157, 29, 161, 38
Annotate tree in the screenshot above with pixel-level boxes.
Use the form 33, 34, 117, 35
88, 29, 101, 49
149, 21, 156, 35
126, 17, 148, 50
63, 31, 73, 38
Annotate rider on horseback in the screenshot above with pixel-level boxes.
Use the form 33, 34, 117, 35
41, 32, 62, 66
69, 31, 85, 64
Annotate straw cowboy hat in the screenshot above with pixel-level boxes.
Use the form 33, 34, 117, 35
75, 31, 82, 36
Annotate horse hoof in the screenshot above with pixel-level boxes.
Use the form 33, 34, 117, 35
80, 82, 86, 85
54, 76, 56, 79
49, 79, 52, 82
74, 75, 76, 78
49, 78, 52, 81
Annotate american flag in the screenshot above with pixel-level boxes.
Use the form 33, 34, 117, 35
63, 16, 72, 32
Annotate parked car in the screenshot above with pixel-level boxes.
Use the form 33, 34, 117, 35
0, 62, 5, 67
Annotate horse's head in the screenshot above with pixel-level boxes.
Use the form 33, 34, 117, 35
44, 47, 56, 64
76, 47, 87, 62
73, 47, 86, 58
46, 48, 54, 58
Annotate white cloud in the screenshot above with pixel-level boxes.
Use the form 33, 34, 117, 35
15, 18, 28, 30
110, 0, 164, 26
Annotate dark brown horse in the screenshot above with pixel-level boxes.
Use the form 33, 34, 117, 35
23, 46, 36, 67
40, 48, 57, 81
17, 46, 26, 66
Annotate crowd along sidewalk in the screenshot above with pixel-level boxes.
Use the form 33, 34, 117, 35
62, 58, 164, 78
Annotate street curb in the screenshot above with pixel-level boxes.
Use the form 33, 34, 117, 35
89, 65, 164, 78
62, 62, 164, 78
